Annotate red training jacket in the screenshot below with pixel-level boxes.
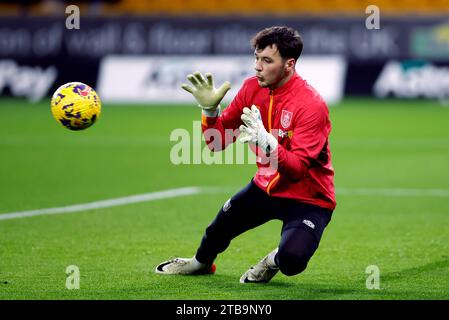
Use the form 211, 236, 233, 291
201, 73, 336, 211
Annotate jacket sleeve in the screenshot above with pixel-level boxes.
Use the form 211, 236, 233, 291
201, 80, 247, 152
275, 102, 331, 182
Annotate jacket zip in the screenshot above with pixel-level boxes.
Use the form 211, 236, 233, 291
266, 91, 280, 195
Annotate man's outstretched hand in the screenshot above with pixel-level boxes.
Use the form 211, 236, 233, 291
181, 71, 231, 111
239, 105, 278, 154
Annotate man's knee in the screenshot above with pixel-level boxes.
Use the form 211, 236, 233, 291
276, 249, 310, 276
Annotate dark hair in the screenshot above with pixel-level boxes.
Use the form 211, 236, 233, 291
251, 26, 303, 61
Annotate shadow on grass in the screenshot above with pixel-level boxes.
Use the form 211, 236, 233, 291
161, 259, 449, 300
381, 259, 449, 281
14, 260, 446, 299
152, 274, 362, 300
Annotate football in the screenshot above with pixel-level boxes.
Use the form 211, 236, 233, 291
50, 82, 101, 131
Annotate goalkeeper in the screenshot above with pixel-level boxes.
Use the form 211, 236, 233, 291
156, 26, 336, 283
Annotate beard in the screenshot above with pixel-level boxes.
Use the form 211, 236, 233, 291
257, 78, 269, 88
257, 68, 287, 89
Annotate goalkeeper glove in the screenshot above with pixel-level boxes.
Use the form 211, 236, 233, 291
181, 71, 231, 115
239, 105, 278, 154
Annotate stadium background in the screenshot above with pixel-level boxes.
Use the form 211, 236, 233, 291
0, 0, 448, 300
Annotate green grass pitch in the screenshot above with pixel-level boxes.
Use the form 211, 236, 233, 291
0, 97, 448, 300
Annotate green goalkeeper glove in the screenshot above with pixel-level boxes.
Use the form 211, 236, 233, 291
181, 71, 231, 113
239, 105, 278, 154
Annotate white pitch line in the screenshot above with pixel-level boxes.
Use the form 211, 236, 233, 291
337, 188, 449, 197
0, 187, 202, 221
206, 186, 449, 198
1, 186, 449, 222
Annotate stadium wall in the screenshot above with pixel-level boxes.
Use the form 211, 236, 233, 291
0, 16, 448, 103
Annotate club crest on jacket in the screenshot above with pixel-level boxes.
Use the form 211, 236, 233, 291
281, 110, 293, 128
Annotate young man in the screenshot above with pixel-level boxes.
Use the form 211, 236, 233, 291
156, 26, 336, 283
